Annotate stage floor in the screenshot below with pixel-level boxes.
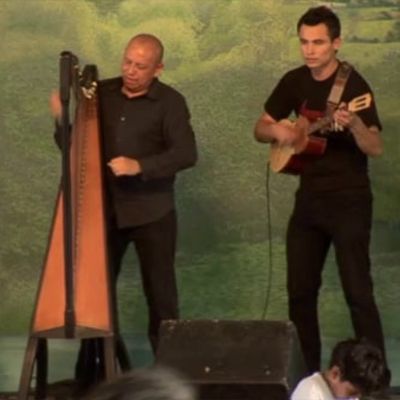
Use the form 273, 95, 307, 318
1, 394, 400, 399
1, 385, 400, 400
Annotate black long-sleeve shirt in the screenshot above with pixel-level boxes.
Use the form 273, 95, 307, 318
99, 77, 197, 228
57, 77, 197, 228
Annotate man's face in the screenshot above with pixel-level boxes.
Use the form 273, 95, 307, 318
121, 40, 163, 97
298, 23, 341, 72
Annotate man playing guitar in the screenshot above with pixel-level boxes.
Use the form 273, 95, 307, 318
253, 5, 390, 387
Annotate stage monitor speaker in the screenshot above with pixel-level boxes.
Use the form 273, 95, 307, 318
156, 320, 306, 400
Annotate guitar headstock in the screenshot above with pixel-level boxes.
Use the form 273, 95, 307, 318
348, 93, 372, 112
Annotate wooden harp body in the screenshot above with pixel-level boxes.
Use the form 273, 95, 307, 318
32, 63, 113, 338
18, 56, 118, 400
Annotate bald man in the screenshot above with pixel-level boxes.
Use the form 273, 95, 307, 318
103, 31, 197, 347
52, 33, 197, 387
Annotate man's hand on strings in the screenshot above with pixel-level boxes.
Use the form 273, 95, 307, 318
275, 122, 302, 146
275, 115, 309, 149
333, 102, 361, 131
108, 156, 142, 176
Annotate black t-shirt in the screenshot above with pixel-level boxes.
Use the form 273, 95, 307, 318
264, 63, 382, 191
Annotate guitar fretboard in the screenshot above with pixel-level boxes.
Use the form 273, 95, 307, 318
307, 115, 332, 136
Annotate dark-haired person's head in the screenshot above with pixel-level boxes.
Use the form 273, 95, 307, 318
326, 338, 386, 397
296, 6, 342, 72
297, 6, 341, 41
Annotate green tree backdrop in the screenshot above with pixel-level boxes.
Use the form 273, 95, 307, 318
0, 0, 399, 390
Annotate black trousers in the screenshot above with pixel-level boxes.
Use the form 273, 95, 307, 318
286, 187, 386, 373
109, 208, 179, 352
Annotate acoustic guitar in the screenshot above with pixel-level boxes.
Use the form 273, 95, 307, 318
269, 93, 372, 174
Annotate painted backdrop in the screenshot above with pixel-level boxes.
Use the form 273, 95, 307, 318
1, 0, 399, 391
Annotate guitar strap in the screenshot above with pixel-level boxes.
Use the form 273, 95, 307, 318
325, 61, 353, 117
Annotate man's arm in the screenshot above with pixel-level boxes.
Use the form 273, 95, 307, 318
254, 112, 307, 146
254, 112, 278, 143
136, 95, 197, 180
334, 108, 383, 156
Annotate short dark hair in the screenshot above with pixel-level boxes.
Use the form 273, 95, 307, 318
329, 338, 386, 394
297, 6, 341, 41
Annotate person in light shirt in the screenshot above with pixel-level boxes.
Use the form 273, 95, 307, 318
291, 338, 386, 400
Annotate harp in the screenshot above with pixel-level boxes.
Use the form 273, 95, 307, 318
18, 52, 119, 399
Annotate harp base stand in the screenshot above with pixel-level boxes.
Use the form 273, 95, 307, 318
17, 327, 129, 400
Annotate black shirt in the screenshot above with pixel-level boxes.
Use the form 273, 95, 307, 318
97, 77, 197, 227
264, 64, 381, 192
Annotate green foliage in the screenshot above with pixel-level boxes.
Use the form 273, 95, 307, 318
86, 0, 125, 14
386, 20, 400, 41
347, 19, 395, 42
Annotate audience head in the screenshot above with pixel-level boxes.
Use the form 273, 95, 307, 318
84, 366, 196, 400
326, 338, 387, 397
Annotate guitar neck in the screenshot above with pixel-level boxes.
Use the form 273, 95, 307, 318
307, 115, 332, 135
305, 93, 371, 136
